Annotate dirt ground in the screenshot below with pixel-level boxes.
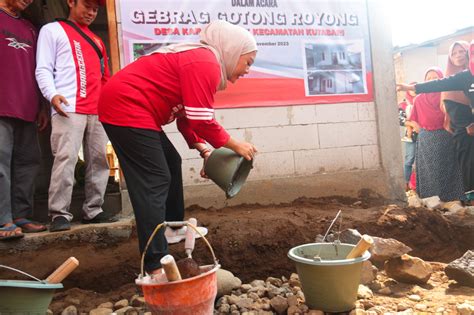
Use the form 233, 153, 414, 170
12, 193, 474, 313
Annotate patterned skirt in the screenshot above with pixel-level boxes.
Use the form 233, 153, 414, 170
415, 129, 465, 201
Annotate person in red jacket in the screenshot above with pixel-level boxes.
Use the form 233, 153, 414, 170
98, 20, 258, 274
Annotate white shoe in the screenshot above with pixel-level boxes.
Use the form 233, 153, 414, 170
165, 226, 208, 244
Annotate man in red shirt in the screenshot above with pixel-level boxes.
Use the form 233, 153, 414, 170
36, 0, 114, 232
0, 0, 48, 240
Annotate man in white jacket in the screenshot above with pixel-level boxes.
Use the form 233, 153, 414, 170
36, 0, 114, 231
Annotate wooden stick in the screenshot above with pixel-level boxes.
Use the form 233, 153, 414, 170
46, 257, 79, 284
160, 255, 182, 282
346, 235, 374, 259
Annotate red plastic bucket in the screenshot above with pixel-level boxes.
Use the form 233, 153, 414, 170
136, 221, 220, 315
138, 264, 219, 314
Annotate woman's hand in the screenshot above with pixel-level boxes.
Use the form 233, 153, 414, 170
200, 150, 211, 178
396, 83, 416, 92
224, 137, 257, 161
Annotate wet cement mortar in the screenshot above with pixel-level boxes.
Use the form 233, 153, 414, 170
4, 193, 474, 313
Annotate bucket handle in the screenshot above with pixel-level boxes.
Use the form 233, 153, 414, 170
0, 264, 46, 283
140, 221, 218, 277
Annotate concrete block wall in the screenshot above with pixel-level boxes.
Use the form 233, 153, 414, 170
162, 102, 380, 187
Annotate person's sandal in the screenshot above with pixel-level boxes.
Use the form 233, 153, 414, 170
13, 218, 47, 233
0, 223, 24, 241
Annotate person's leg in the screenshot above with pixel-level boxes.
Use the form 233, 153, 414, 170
10, 119, 46, 232
160, 132, 184, 222
103, 124, 170, 272
403, 141, 416, 184
49, 114, 87, 222
0, 118, 14, 226
81, 115, 109, 220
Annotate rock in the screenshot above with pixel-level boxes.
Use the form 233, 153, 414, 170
349, 310, 367, 315
250, 279, 265, 287
414, 303, 427, 311
241, 284, 252, 292
408, 294, 421, 302
217, 269, 242, 298
298, 304, 309, 313
115, 306, 134, 314
445, 250, 474, 287
61, 306, 78, 315
370, 237, 412, 264
307, 311, 324, 315
47, 310, 53, 315
326, 229, 362, 244
357, 284, 373, 299
89, 309, 113, 315
176, 257, 200, 279
397, 303, 411, 311
385, 254, 432, 284
457, 302, 474, 315
114, 299, 129, 310
236, 298, 253, 309
435, 307, 445, 312
421, 196, 442, 209
360, 260, 377, 284
130, 295, 146, 308
266, 276, 283, 287
219, 303, 231, 313
407, 193, 422, 207
287, 295, 298, 307
270, 295, 288, 314
227, 294, 240, 305
65, 297, 81, 305
98, 302, 114, 309
377, 287, 392, 295
287, 305, 301, 315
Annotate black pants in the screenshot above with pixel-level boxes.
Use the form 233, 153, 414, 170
103, 123, 184, 272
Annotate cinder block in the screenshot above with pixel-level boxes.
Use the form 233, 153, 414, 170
358, 102, 376, 121
246, 125, 319, 152
215, 107, 290, 129
318, 121, 378, 148
289, 105, 317, 125
315, 103, 359, 123
294, 147, 363, 174
362, 145, 380, 169
248, 151, 295, 180
182, 158, 208, 186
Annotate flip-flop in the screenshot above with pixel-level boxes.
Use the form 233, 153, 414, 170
13, 218, 47, 233
0, 224, 24, 241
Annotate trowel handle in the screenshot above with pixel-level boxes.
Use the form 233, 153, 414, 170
160, 255, 182, 282
46, 257, 79, 284
346, 235, 374, 259
185, 218, 197, 257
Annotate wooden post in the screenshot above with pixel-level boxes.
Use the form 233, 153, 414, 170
106, 0, 120, 74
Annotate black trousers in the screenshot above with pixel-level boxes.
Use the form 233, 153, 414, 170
103, 123, 184, 272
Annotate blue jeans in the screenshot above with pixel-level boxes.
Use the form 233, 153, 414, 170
403, 141, 416, 183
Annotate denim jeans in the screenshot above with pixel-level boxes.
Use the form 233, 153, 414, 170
403, 141, 416, 183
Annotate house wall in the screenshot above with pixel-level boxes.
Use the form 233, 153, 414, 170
115, 0, 405, 210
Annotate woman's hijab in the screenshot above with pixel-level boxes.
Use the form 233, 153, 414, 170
149, 20, 257, 90
441, 41, 470, 106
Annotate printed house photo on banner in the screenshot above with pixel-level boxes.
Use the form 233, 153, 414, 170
131, 41, 175, 61
304, 40, 366, 96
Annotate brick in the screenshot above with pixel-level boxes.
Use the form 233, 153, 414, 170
315, 103, 359, 123
248, 151, 295, 180
358, 102, 376, 121
318, 121, 377, 148
247, 125, 319, 152
362, 145, 380, 169
294, 147, 363, 174
289, 105, 317, 125
214, 107, 290, 129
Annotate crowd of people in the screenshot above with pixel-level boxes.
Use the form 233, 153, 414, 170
398, 40, 474, 207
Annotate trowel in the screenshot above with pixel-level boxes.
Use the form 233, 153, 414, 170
176, 218, 201, 279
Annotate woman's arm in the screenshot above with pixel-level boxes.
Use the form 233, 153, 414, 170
415, 71, 468, 94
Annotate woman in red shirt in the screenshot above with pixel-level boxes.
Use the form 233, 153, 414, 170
98, 20, 257, 274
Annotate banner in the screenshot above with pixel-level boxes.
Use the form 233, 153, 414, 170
118, 0, 374, 108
